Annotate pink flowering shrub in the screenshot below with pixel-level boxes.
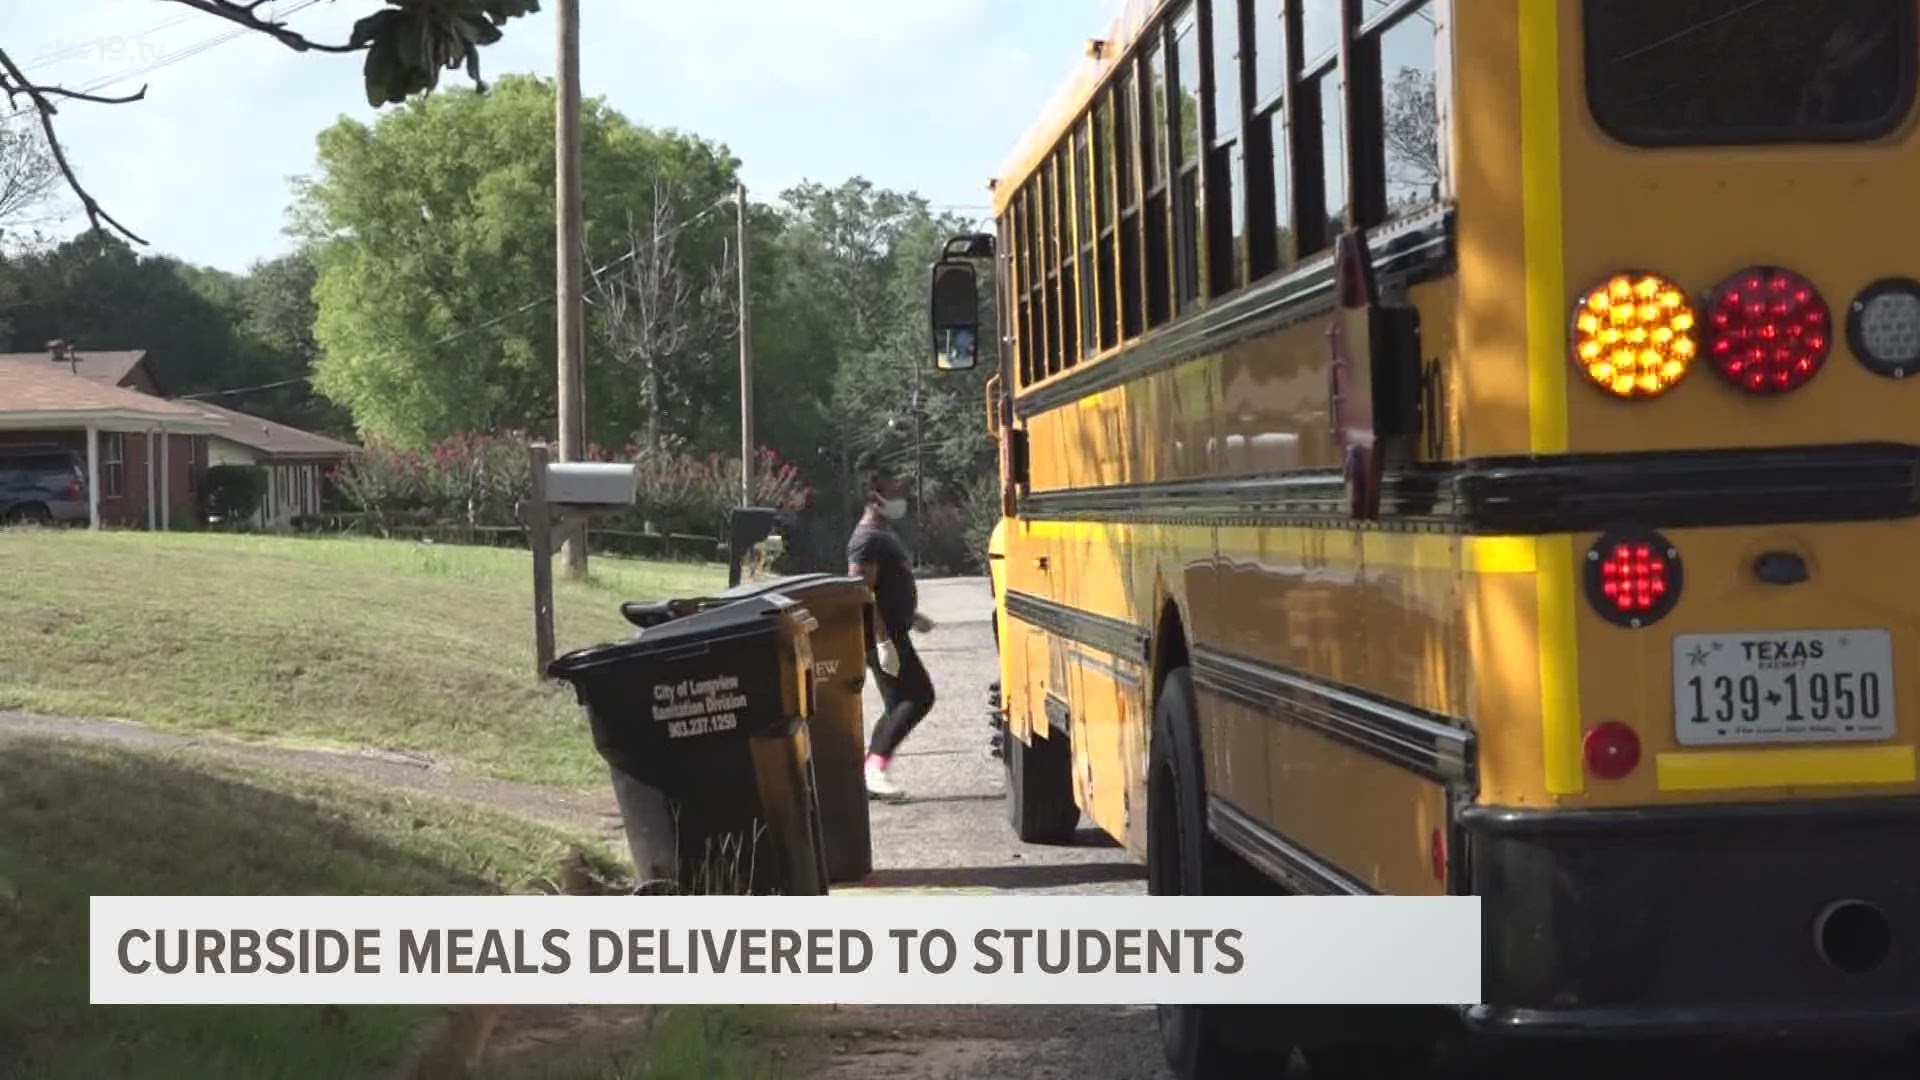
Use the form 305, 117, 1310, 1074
332, 432, 810, 538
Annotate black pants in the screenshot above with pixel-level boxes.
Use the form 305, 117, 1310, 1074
867, 631, 935, 759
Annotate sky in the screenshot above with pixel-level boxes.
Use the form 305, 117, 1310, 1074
7, 0, 1118, 272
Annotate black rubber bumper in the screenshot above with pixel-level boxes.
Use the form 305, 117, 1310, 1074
1460, 797, 1920, 1037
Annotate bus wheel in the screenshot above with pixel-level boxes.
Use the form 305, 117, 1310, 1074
1005, 725, 1078, 844
1151, 667, 1294, 1079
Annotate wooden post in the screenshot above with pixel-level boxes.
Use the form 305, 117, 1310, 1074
736, 181, 755, 508
530, 442, 556, 680
84, 425, 100, 530
145, 429, 156, 530
159, 428, 171, 530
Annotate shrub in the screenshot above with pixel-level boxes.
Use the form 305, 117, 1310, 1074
200, 465, 265, 525
329, 433, 811, 544
907, 501, 974, 576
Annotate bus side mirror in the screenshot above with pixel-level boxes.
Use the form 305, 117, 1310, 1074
929, 259, 981, 372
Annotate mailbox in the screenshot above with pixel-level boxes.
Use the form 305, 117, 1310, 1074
546, 462, 637, 507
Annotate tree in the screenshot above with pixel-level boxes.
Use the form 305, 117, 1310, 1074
297, 76, 739, 446
0, 232, 246, 393
0, 0, 538, 245
0, 125, 59, 244
586, 184, 737, 456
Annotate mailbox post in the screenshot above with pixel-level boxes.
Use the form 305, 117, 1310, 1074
528, 441, 639, 680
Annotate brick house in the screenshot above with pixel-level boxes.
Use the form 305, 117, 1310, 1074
0, 361, 218, 529
195, 401, 358, 530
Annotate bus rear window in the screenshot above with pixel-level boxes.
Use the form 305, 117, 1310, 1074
1585, 0, 1917, 146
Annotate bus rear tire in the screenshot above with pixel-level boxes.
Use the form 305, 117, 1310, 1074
1151, 667, 1294, 1079
1005, 724, 1079, 844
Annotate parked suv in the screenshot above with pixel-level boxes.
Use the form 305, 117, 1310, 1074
0, 448, 87, 525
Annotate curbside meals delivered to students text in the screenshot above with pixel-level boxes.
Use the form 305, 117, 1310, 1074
92, 895, 1480, 1005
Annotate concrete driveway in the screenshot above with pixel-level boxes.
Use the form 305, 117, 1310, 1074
846, 576, 1147, 897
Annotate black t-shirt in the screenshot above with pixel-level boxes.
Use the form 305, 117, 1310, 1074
848, 522, 917, 637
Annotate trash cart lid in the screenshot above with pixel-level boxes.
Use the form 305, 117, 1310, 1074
620, 574, 866, 630
550, 594, 811, 681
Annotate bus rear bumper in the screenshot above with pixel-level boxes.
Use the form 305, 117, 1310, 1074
1458, 796, 1920, 1039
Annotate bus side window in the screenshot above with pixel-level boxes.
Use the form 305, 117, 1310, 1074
1045, 156, 1065, 377
1115, 71, 1145, 341
1354, 0, 1442, 224
1247, 0, 1295, 282
1074, 122, 1096, 363
1143, 30, 1174, 328
1205, 0, 1247, 298
1172, 6, 1205, 312
1093, 98, 1119, 352
1292, 0, 1345, 256
1055, 146, 1081, 369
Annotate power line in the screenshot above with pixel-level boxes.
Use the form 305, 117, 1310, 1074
179, 376, 308, 401
6, 0, 324, 122
19, 10, 202, 77
428, 193, 738, 349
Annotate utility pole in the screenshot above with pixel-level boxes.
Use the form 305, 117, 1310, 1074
736, 181, 755, 508
555, 0, 588, 579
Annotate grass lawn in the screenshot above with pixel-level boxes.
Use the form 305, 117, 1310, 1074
0, 735, 622, 1078
0, 531, 725, 787
0, 736, 795, 1080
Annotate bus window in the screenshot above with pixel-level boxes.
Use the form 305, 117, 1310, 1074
1173, 6, 1205, 311
1056, 147, 1081, 367
1247, 0, 1292, 281
1300, 0, 1342, 68
1094, 98, 1120, 351
1370, 1, 1440, 216
1311, 66, 1345, 252
1145, 38, 1174, 327
1115, 73, 1145, 340
1074, 125, 1096, 363
1025, 185, 1047, 382
1586, 0, 1917, 145
1207, 0, 1246, 297
1052, 157, 1067, 376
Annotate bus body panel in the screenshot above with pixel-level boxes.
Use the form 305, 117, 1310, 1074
976, 0, 1920, 1038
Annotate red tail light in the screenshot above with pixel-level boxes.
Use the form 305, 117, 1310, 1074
1706, 266, 1831, 393
1584, 529, 1682, 628
66, 474, 81, 501
1583, 721, 1642, 781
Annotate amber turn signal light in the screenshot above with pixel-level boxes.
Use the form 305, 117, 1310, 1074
1571, 271, 1698, 399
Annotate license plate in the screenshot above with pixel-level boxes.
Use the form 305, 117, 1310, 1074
1673, 629, 1896, 746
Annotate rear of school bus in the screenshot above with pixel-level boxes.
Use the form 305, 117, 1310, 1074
1456, 0, 1920, 1034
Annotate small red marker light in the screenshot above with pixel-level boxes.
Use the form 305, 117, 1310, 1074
1583, 721, 1641, 781
1429, 827, 1447, 884
1584, 529, 1683, 628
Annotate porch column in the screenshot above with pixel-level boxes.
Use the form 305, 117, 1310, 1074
85, 424, 101, 530
160, 426, 171, 530
145, 429, 157, 530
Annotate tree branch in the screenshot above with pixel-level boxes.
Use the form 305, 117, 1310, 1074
0, 48, 148, 245
160, 0, 367, 54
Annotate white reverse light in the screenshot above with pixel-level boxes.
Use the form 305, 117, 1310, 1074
1848, 279, 1920, 379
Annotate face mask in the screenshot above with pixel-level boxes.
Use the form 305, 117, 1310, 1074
881, 497, 908, 520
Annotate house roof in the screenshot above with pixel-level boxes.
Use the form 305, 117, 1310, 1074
191, 400, 359, 459
0, 349, 153, 390
0, 362, 218, 431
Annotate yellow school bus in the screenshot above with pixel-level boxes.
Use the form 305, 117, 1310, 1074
928, 0, 1920, 1073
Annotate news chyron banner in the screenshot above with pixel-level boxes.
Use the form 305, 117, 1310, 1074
92, 895, 1479, 1005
